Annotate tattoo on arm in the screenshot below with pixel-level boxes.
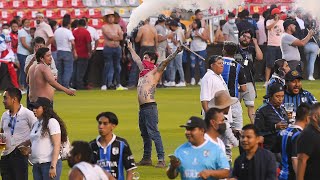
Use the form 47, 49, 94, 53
157, 50, 179, 72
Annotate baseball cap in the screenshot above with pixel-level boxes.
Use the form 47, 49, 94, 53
263, 83, 284, 99
180, 116, 206, 129
271, 8, 281, 16
30, 97, 53, 108
285, 70, 303, 81
283, 19, 296, 30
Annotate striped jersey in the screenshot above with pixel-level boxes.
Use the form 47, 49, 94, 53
90, 135, 137, 180
221, 57, 246, 97
276, 125, 302, 180
284, 90, 317, 112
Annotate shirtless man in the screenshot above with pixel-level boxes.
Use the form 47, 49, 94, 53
135, 17, 158, 57
27, 47, 75, 103
127, 41, 183, 168
101, 10, 125, 90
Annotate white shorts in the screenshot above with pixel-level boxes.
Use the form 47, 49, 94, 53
240, 82, 256, 107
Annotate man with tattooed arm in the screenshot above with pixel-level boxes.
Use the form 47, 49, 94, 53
127, 41, 183, 168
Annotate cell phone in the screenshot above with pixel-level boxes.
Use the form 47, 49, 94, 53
168, 154, 178, 161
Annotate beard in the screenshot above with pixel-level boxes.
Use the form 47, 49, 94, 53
240, 40, 249, 47
36, 20, 41, 24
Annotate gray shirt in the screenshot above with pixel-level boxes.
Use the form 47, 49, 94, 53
223, 22, 239, 44
155, 24, 167, 49
281, 33, 300, 61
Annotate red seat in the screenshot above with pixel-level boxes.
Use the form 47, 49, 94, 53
71, 8, 86, 18
71, 0, 85, 7
88, 19, 104, 29
1, 10, 13, 21
10, 0, 23, 9
57, 9, 71, 18
250, 5, 264, 14
25, 0, 39, 8
13, 10, 28, 19
44, 9, 57, 19
85, 8, 101, 18
0, 0, 9, 9
54, 0, 71, 8
40, 0, 54, 8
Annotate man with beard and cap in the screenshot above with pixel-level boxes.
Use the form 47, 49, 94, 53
296, 103, 320, 180
284, 70, 317, 113
235, 29, 263, 123
127, 41, 183, 168
254, 83, 289, 152
67, 141, 115, 180
34, 13, 54, 49
280, 19, 314, 72
167, 116, 230, 180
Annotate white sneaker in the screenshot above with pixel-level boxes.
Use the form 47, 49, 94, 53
197, 79, 201, 86
20, 90, 27, 95
190, 78, 196, 85
308, 76, 315, 81
164, 81, 175, 87
101, 85, 107, 90
176, 82, 186, 87
116, 85, 128, 90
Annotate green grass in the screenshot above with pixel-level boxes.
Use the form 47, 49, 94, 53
1, 80, 319, 179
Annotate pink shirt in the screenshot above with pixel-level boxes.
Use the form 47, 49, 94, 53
266, 19, 284, 47
35, 22, 54, 48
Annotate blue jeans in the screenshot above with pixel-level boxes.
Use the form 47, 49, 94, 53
190, 50, 206, 79
32, 159, 62, 180
72, 58, 88, 89
139, 103, 165, 160
304, 42, 319, 77
103, 46, 122, 87
17, 53, 28, 88
56, 51, 74, 88
169, 53, 184, 82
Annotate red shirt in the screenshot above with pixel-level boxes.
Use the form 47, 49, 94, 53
10, 32, 18, 54
72, 27, 91, 59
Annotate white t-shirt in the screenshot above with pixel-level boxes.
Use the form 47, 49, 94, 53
73, 162, 109, 180
86, 26, 100, 50
30, 118, 61, 164
190, 28, 207, 52
54, 27, 74, 52
17, 28, 32, 55
204, 133, 226, 154
281, 33, 300, 61
1, 105, 37, 156
266, 19, 284, 46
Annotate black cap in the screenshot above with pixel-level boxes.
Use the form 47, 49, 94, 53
283, 19, 295, 30
263, 83, 284, 99
285, 70, 303, 81
30, 97, 53, 109
180, 116, 206, 129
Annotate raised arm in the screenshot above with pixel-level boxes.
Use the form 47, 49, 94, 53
127, 41, 143, 71
157, 45, 183, 73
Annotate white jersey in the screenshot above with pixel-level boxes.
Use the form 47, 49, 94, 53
74, 162, 108, 180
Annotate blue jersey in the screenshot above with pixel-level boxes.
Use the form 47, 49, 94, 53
174, 140, 229, 180
222, 57, 246, 97
284, 90, 317, 112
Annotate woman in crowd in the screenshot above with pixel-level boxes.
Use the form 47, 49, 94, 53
17, 18, 33, 91
266, 59, 291, 91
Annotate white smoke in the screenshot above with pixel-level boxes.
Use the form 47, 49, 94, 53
294, 0, 320, 18
127, 0, 242, 34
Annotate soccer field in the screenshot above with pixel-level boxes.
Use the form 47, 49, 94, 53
1, 81, 319, 179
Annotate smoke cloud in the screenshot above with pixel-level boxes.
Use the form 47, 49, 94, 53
294, 0, 320, 18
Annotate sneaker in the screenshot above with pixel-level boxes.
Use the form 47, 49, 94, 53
136, 159, 152, 166
155, 160, 166, 168
175, 81, 186, 87
197, 79, 201, 86
20, 90, 27, 95
263, 81, 268, 88
116, 85, 128, 90
101, 85, 107, 91
165, 81, 175, 87
190, 78, 196, 85
308, 76, 315, 81
69, 87, 76, 91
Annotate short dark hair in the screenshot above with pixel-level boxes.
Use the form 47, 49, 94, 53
228, 12, 235, 18
21, 19, 29, 26
143, 51, 158, 64
296, 103, 311, 122
242, 124, 260, 136
82, 17, 88, 22
208, 55, 222, 66
30, 27, 36, 32
96, 112, 119, 125
62, 15, 71, 27
5, 87, 22, 102
34, 36, 45, 45
223, 41, 238, 56
240, 29, 253, 38
195, 9, 202, 15
71, 141, 92, 163
78, 19, 86, 27
274, 59, 287, 75
242, 9, 250, 17
71, 19, 79, 29
36, 47, 50, 62
310, 103, 320, 117
10, 20, 18, 26
49, 20, 57, 30
204, 108, 221, 127
2, 23, 10, 28
252, 13, 260, 20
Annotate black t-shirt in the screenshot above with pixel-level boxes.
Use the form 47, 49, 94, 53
235, 45, 256, 83
297, 124, 320, 180
233, 156, 255, 180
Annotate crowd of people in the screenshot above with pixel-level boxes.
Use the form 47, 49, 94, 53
0, 3, 320, 180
